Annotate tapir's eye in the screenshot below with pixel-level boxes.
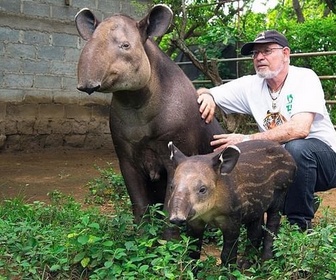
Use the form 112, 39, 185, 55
120, 41, 130, 50
199, 186, 207, 194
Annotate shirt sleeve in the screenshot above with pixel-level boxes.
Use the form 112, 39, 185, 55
290, 68, 325, 120
209, 76, 254, 115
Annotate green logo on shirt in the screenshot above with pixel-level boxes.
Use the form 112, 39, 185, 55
286, 94, 293, 114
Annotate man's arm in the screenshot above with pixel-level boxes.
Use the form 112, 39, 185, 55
252, 112, 314, 142
197, 88, 315, 151
210, 112, 315, 151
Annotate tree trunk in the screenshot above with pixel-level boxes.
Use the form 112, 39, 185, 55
171, 38, 223, 86
292, 0, 305, 22
324, 0, 336, 14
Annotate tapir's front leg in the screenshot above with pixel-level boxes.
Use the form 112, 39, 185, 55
188, 222, 206, 260
220, 223, 241, 266
119, 160, 152, 223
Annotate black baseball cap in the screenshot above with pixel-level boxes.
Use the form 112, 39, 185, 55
241, 30, 289, 56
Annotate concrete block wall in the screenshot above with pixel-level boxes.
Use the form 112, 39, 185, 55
0, 0, 149, 151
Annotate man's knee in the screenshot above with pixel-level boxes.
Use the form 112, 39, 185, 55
284, 139, 307, 160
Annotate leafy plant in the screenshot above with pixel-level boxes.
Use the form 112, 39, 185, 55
85, 164, 130, 212
1, 166, 336, 279
256, 212, 336, 279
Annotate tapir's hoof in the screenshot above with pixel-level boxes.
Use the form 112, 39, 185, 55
238, 258, 253, 270
261, 251, 273, 262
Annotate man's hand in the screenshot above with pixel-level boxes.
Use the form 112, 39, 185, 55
211, 133, 248, 151
197, 88, 216, 123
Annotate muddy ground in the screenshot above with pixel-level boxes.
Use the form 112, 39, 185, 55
1, 148, 336, 218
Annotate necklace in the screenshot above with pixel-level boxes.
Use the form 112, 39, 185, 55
268, 89, 281, 110
267, 74, 288, 111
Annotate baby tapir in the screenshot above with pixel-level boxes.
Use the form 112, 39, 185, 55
167, 140, 296, 267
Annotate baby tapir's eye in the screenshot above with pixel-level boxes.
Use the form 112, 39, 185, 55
199, 185, 207, 194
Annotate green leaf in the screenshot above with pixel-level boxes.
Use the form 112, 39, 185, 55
77, 235, 89, 245
88, 222, 100, 230
114, 248, 127, 259
102, 240, 114, 247
104, 260, 113, 268
157, 239, 167, 245
49, 264, 61, 271
73, 251, 86, 263
81, 215, 89, 226
88, 234, 101, 244
139, 264, 149, 273
125, 241, 136, 251
80, 257, 90, 268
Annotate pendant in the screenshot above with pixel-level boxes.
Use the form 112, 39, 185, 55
272, 100, 277, 110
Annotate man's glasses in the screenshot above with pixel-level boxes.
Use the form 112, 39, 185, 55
251, 47, 284, 58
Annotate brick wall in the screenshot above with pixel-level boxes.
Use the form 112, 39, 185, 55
0, 0, 148, 151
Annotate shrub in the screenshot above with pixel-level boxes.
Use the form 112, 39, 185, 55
1, 167, 336, 279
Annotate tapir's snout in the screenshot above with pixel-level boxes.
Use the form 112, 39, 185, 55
77, 44, 103, 95
77, 82, 101, 95
169, 215, 187, 226
168, 196, 191, 227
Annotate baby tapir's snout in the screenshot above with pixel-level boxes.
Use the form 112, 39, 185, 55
169, 213, 187, 226
168, 183, 195, 226
169, 197, 188, 226
167, 140, 296, 267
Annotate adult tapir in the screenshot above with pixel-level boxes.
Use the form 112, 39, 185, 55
75, 4, 224, 230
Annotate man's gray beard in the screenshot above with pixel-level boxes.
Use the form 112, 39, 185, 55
257, 69, 281, 79
256, 65, 284, 79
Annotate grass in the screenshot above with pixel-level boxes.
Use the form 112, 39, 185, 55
0, 165, 336, 279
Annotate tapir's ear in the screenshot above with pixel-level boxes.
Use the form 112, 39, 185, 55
138, 4, 173, 39
213, 145, 241, 175
75, 8, 100, 40
168, 141, 187, 167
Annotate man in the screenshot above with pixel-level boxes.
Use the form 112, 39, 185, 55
197, 30, 336, 231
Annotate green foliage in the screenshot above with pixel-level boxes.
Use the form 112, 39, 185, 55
0, 198, 197, 278
2, 166, 336, 279
0, 197, 85, 278
285, 17, 336, 98
0, 169, 200, 279
85, 164, 130, 212
154, 0, 246, 57
256, 211, 336, 279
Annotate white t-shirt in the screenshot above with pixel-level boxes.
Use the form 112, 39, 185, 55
210, 65, 336, 152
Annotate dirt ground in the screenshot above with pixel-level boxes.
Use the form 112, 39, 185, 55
1, 148, 336, 218
0, 148, 119, 204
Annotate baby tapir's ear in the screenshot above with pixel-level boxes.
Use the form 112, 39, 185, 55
168, 141, 187, 167
214, 145, 241, 175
